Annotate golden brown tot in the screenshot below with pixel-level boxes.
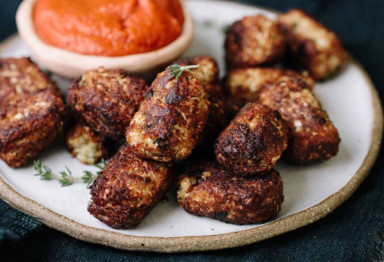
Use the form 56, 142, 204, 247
215, 103, 289, 176
177, 162, 284, 224
259, 77, 340, 164
0, 57, 67, 167
174, 55, 227, 144
68, 67, 149, 139
126, 67, 210, 162
88, 145, 174, 229
278, 9, 347, 80
225, 15, 286, 68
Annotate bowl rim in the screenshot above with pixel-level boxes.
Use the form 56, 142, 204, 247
16, 0, 194, 75
2, 0, 383, 253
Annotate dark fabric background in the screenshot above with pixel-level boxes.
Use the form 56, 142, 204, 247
1, 0, 383, 261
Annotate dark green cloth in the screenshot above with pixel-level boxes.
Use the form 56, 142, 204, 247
1, 0, 384, 261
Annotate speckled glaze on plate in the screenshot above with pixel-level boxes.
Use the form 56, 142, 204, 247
0, 0, 382, 253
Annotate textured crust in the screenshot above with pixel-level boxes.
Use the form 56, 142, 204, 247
199, 82, 227, 144
215, 103, 289, 175
260, 78, 340, 164
278, 9, 347, 80
0, 57, 67, 167
65, 121, 108, 165
0, 57, 52, 106
68, 67, 149, 139
88, 145, 174, 229
225, 15, 286, 68
174, 55, 227, 144
126, 68, 209, 162
173, 55, 219, 84
177, 162, 284, 225
224, 68, 314, 104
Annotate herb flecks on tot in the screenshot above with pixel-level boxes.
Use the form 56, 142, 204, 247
33, 159, 106, 187
167, 64, 200, 80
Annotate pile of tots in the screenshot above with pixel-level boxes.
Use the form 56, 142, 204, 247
0, 10, 345, 228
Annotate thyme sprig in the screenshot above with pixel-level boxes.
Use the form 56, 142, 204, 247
167, 64, 200, 80
33, 159, 106, 187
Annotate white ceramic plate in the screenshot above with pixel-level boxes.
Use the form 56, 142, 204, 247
0, 0, 382, 253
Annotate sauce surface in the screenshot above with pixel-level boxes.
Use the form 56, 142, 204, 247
33, 0, 184, 56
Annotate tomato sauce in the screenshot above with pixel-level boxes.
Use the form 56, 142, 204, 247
33, 0, 184, 56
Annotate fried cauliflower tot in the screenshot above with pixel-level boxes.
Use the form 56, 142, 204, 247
0, 58, 53, 106
177, 162, 284, 224
260, 78, 340, 164
225, 15, 286, 68
0, 57, 67, 167
65, 121, 108, 165
68, 67, 148, 139
126, 68, 210, 162
278, 9, 347, 80
88, 145, 174, 229
174, 55, 227, 143
224, 68, 314, 104
215, 103, 289, 176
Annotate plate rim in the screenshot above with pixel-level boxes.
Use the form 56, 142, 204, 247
0, 0, 383, 253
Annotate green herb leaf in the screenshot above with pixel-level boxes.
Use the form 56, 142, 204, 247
167, 64, 200, 80
33, 159, 106, 187
81, 170, 95, 186
95, 159, 106, 171
42, 166, 53, 180
33, 160, 43, 175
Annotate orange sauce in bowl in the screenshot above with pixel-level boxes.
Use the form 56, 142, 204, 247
33, 0, 185, 56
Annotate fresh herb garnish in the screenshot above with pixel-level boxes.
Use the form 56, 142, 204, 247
33, 159, 106, 187
167, 64, 200, 80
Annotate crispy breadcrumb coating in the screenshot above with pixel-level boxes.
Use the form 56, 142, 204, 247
278, 9, 347, 80
225, 15, 286, 68
174, 55, 219, 83
173, 56, 227, 144
224, 67, 314, 103
0, 57, 67, 167
215, 103, 289, 175
88, 145, 174, 229
68, 67, 148, 139
126, 68, 209, 162
177, 162, 284, 224
259, 77, 340, 164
